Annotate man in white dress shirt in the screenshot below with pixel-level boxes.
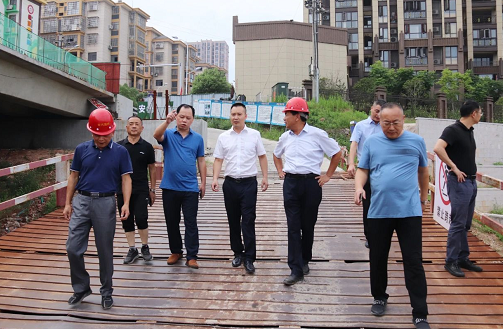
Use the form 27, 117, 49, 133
347, 99, 386, 248
212, 103, 269, 274
273, 97, 342, 285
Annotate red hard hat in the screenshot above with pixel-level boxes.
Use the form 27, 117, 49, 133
283, 97, 309, 113
87, 108, 116, 135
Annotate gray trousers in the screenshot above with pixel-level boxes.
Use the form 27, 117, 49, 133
66, 193, 116, 297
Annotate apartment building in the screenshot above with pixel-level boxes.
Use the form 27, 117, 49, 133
189, 39, 229, 79
145, 27, 198, 95
304, 0, 503, 84
1, 0, 46, 34
40, 0, 149, 90
194, 62, 228, 78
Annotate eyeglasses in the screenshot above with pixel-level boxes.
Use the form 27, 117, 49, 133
381, 121, 403, 127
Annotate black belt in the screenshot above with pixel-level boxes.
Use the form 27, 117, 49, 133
225, 176, 256, 183
285, 173, 317, 179
78, 190, 115, 198
449, 172, 477, 180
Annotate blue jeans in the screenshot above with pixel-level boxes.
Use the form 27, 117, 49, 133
445, 175, 477, 263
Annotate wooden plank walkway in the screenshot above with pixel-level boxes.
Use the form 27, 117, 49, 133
0, 175, 502, 328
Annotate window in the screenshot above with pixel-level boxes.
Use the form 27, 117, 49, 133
405, 47, 428, 65
66, 1, 79, 15
364, 37, 372, 50
405, 24, 427, 39
155, 80, 164, 86
379, 28, 388, 42
445, 22, 457, 37
62, 34, 78, 47
335, 0, 357, 8
8, 14, 16, 22
153, 67, 164, 75
364, 16, 372, 28
61, 17, 83, 31
9, 0, 17, 6
155, 52, 164, 62
136, 28, 145, 45
335, 12, 358, 28
137, 44, 145, 60
172, 81, 177, 88
87, 33, 98, 44
43, 19, 58, 33
404, 1, 426, 19
172, 44, 178, 54
137, 15, 146, 29
445, 47, 457, 65
172, 56, 178, 63
444, 0, 456, 17
87, 17, 99, 28
473, 57, 492, 67
473, 29, 497, 46
112, 6, 119, 19
88, 52, 97, 61
42, 2, 57, 17
88, 1, 98, 11
111, 55, 118, 62
378, 5, 388, 23
379, 51, 390, 68
348, 33, 358, 50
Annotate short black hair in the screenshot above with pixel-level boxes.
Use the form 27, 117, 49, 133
285, 110, 308, 122
374, 99, 386, 107
177, 104, 195, 117
460, 100, 480, 117
127, 115, 143, 123
231, 102, 246, 113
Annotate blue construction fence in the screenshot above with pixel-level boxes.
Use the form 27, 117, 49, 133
194, 100, 286, 126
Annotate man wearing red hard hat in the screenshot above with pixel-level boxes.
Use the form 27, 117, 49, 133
273, 97, 342, 285
64, 108, 132, 310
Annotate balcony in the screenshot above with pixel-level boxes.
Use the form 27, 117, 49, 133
469, 0, 498, 9
405, 57, 428, 65
473, 38, 496, 47
473, 60, 493, 67
404, 11, 426, 19
472, 15, 495, 24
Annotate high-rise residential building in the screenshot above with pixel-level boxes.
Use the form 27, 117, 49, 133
189, 39, 229, 79
40, 0, 149, 90
304, 0, 503, 84
145, 27, 198, 95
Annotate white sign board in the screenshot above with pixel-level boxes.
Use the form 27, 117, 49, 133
221, 101, 232, 119
433, 154, 451, 230
197, 100, 211, 117
257, 104, 272, 124
245, 103, 257, 122
271, 104, 286, 126
211, 101, 221, 118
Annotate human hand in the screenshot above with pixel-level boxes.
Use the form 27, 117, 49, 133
166, 110, 177, 124
347, 164, 356, 177
211, 180, 219, 192
63, 204, 72, 221
119, 204, 130, 221
261, 177, 269, 192
316, 174, 331, 187
354, 188, 366, 205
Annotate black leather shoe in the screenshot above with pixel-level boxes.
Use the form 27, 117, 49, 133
101, 296, 114, 310
445, 262, 465, 277
303, 263, 310, 275
244, 260, 255, 274
458, 259, 483, 272
371, 299, 387, 316
68, 288, 92, 305
365, 240, 370, 249
231, 255, 242, 267
283, 274, 304, 286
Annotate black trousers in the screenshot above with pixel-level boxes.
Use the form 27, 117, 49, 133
223, 177, 258, 261
367, 216, 428, 319
162, 189, 199, 260
283, 175, 322, 276
362, 179, 371, 239
117, 192, 149, 232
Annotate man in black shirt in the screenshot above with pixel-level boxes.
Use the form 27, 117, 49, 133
117, 116, 157, 264
433, 100, 484, 277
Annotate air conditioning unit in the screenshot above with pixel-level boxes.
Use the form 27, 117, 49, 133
433, 26, 440, 32
322, 14, 330, 20
390, 29, 397, 34
390, 37, 398, 42
154, 73, 158, 77
108, 45, 113, 50
108, 25, 114, 30
433, 59, 441, 65
390, 62, 397, 68
432, 9, 439, 15
7, 5, 14, 10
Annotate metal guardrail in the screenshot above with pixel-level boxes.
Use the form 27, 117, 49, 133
0, 14, 106, 90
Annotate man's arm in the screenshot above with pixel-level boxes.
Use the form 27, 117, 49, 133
148, 162, 157, 205
273, 154, 285, 179
316, 150, 342, 187
197, 156, 207, 198
63, 171, 79, 221
120, 174, 132, 220
347, 141, 358, 177
418, 166, 429, 213
433, 139, 466, 182
354, 168, 369, 205
258, 154, 269, 192
211, 158, 224, 192
153, 110, 177, 142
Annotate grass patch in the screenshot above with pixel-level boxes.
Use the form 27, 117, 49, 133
491, 206, 503, 215
473, 219, 503, 243
493, 161, 503, 166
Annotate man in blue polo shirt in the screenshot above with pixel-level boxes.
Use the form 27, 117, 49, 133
354, 103, 430, 329
154, 104, 206, 269
63, 108, 132, 310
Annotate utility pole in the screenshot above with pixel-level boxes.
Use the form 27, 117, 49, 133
305, 0, 327, 103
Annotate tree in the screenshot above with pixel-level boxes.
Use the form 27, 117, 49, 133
119, 83, 147, 108
191, 68, 231, 94
319, 75, 347, 98
468, 75, 503, 103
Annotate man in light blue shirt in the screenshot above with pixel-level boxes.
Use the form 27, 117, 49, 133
348, 99, 386, 248
354, 103, 430, 329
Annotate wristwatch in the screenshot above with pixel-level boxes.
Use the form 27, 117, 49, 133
149, 188, 156, 192
420, 200, 427, 204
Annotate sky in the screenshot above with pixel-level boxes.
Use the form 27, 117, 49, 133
122, 0, 305, 84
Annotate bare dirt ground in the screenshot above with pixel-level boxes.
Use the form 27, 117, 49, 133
1, 149, 503, 256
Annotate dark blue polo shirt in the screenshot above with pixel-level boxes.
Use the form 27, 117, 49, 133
159, 128, 204, 192
71, 140, 133, 193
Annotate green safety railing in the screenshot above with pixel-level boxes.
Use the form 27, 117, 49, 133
0, 14, 106, 90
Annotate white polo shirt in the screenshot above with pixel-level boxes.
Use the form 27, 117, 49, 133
273, 123, 340, 175
350, 116, 381, 160
213, 126, 266, 178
